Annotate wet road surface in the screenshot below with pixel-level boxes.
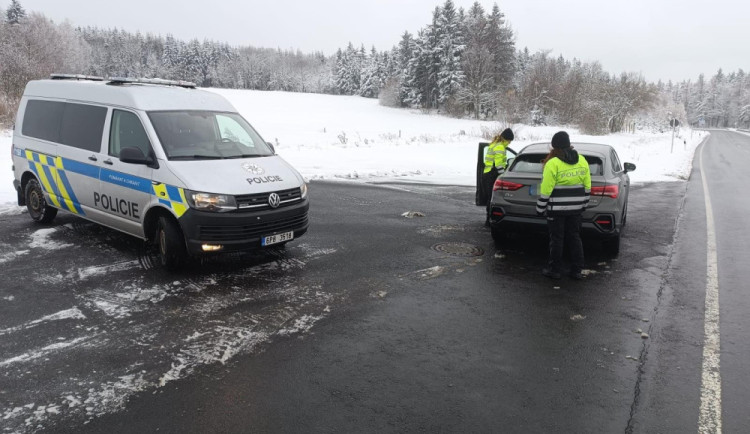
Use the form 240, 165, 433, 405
1, 137, 743, 433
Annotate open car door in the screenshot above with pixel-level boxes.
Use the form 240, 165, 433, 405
475, 142, 516, 206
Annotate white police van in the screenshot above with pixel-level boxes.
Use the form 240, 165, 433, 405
11, 75, 309, 269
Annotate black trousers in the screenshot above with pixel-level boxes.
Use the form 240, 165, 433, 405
482, 168, 499, 219
546, 213, 584, 273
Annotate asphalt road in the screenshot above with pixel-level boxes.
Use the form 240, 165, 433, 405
1, 133, 747, 433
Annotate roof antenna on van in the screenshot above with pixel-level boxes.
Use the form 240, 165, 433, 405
107, 77, 197, 89
50, 74, 105, 81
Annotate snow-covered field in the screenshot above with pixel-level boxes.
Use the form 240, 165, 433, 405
0, 89, 707, 214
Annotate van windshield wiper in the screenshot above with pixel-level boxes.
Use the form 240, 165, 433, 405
225, 154, 265, 159
169, 155, 225, 160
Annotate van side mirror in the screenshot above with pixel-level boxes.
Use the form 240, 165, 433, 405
624, 162, 636, 173
120, 147, 158, 168
267, 142, 276, 155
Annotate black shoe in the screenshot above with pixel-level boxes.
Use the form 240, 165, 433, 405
542, 268, 562, 280
569, 270, 585, 280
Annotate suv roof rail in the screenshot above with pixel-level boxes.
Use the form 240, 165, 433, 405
107, 77, 197, 89
50, 74, 105, 81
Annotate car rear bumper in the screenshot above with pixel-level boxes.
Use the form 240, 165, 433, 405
178, 198, 309, 255
489, 207, 620, 239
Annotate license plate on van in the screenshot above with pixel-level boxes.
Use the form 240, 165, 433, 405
262, 231, 294, 246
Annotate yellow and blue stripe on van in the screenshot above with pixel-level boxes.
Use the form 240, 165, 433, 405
24, 150, 189, 218
26, 150, 84, 215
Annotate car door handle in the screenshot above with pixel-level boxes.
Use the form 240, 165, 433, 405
88, 155, 97, 161
103, 159, 113, 165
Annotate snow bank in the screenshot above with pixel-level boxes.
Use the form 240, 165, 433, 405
0, 89, 707, 215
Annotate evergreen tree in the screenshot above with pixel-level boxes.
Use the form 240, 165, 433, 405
436, 0, 465, 105
402, 29, 430, 107
458, 1, 493, 118
487, 4, 515, 91
6, 0, 25, 24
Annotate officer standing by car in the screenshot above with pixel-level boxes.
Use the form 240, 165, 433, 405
535, 131, 591, 280
483, 128, 514, 225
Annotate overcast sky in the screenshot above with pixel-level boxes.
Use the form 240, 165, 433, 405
14, 0, 749, 83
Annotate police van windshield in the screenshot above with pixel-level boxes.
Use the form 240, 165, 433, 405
148, 111, 274, 160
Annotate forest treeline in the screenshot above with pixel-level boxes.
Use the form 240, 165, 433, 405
1, 0, 748, 132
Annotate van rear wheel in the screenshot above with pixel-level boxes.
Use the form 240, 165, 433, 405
156, 216, 187, 271
25, 179, 57, 223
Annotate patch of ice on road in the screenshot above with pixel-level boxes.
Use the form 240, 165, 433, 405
295, 243, 337, 259
159, 327, 269, 387
0, 203, 24, 215
65, 395, 82, 408
278, 314, 324, 336
34, 272, 66, 285
0, 335, 92, 367
417, 224, 465, 237
82, 373, 149, 417
2, 405, 26, 421
401, 211, 425, 218
0, 245, 29, 264
405, 265, 447, 280
93, 300, 131, 319
4, 373, 151, 429
0, 307, 86, 336
29, 228, 73, 250
75, 260, 140, 280
41, 307, 87, 322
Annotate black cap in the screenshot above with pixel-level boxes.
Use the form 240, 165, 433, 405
551, 131, 570, 149
500, 128, 514, 141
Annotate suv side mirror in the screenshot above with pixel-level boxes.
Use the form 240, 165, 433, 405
267, 142, 276, 155
624, 162, 636, 173
120, 147, 158, 168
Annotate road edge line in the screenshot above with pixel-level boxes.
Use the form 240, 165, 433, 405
698, 137, 722, 433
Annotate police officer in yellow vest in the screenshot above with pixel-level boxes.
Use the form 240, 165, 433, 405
535, 131, 591, 280
483, 128, 514, 225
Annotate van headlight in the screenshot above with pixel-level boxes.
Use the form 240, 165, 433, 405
300, 183, 308, 199
185, 191, 237, 212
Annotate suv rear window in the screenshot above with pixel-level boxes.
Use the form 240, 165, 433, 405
510, 153, 603, 176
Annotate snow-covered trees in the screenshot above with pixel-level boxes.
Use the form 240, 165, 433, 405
5, 0, 25, 25
1, 0, 748, 132
669, 69, 750, 128
0, 12, 89, 125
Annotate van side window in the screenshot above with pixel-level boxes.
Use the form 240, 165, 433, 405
60, 103, 107, 152
216, 114, 254, 147
109, 110, 152, 158
22, 100, 64, 142
22, 100, 106, 151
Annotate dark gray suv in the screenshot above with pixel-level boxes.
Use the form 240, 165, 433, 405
483, 142, 635, 255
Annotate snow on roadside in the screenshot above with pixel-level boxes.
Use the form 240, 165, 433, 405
0, 89, 709, 216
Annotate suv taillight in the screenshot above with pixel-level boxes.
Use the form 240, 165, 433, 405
591, 184, 619, 198
493, 180, 523, 191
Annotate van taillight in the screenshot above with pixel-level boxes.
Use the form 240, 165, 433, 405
591, 185, 619, 198
493, 180, 523, 191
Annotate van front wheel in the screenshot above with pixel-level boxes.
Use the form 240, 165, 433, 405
156, 216, 187, 271
25, 179, 57, 223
